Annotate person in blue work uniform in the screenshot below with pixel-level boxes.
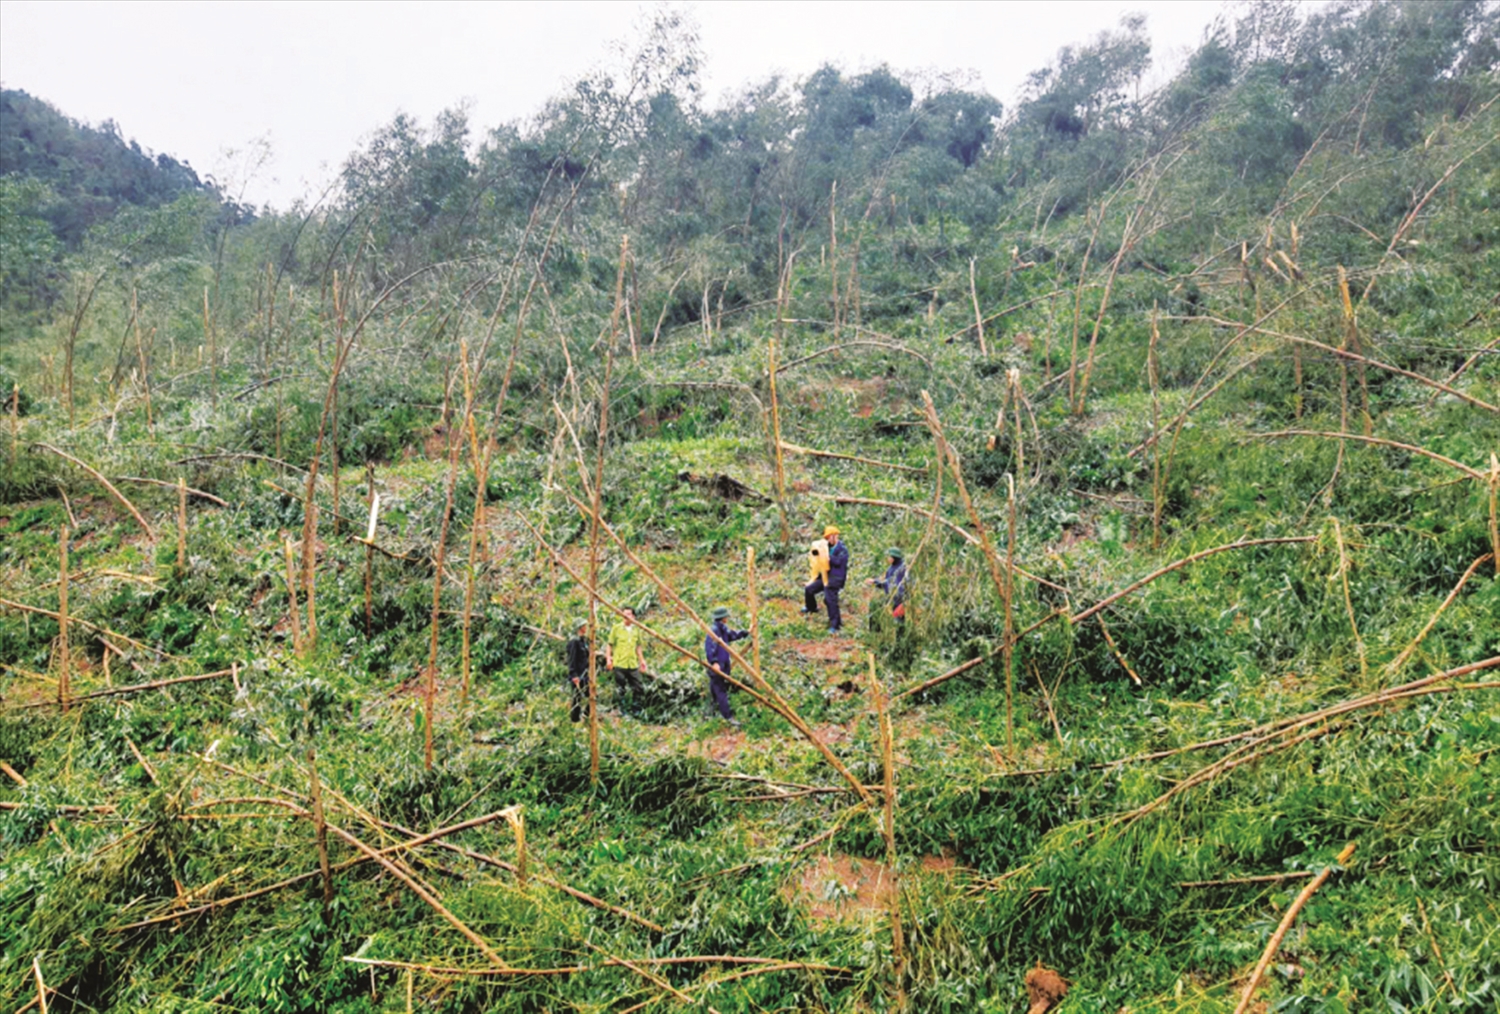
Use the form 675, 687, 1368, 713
868, 548, 909, 623
705, 606, 750, 726
802, 525, 850, 632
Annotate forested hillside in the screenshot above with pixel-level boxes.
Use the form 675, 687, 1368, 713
2, 2, 1498, 1011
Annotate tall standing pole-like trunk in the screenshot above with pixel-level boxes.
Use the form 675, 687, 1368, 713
1149, 307, 1164, 551
9, 383, 19, 476
1326, 268, 1355, 505
425, 432, 462, 771
263, 261, 277, 381
58, 526, 70, 712
299, 273, 348, 653
1003, 474, 1017, 760
829, 181, 840, 338
176, 478, 188, 576
64, 288, 79, 428
458, 346, 483, 705
330, 377, 341, 536
869, 653, 904, 1005
426, 335, 480, 765
308, 749, 334, 915
284, 537, 303, 654
748, 547, 761, 684
364, 470, 378, 638
62, 271, 104, 429
1066, 206, 1105, 409
1339, 265, 1371, 436
610, 235, 635, 364
1009, 368, 1025, 483
767, 333, 792, 547
585, 260, 623, 783
1489, 454, 1499, 578
969, 258, 987, 356
920, 391, 1014, 752
132, 290, 154, 435
203, 286, 217, 408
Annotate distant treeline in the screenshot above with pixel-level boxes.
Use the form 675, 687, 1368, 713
1, 0, 1495, 360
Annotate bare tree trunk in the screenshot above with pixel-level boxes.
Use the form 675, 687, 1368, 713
969, 258, 987, 355
829, 181, 840, 338
58, 526, 70, 711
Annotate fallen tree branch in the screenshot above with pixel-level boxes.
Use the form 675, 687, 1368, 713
780, 440, 926, 474
115, 806, 525, 932
343, 956, 584, 977
1179, 871, 1317, 889
891, 610, 1066, 701
1232, 844, 1357, 1014
110, 476, 229, 507
775, 337, 932, 372
11, 667, 238, 709
33, 443, 155, 540
1251, 431, 1485, 480
1069, 537, 1316, 625
1385, 553, 1492, 676
0, 597, 184, 661
1168, 315, 1499, 414
0, 801, 117, 814
583, 940, 724, 1014
193, 755, 665, 933
1107, 659, 1500, 832
170, 452, 311, 474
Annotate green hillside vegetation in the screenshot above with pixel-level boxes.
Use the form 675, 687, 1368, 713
2, 2, 1498, 1011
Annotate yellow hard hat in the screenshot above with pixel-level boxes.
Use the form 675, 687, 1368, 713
823, 525, 841, 538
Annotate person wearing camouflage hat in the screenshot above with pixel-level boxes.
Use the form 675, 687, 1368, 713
704, 606, 749, 726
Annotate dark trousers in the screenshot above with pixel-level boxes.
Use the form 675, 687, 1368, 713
708, 669, 733, 719
613, 667, 644, 714
568, 677, 590, 723
803, 578, 844, 630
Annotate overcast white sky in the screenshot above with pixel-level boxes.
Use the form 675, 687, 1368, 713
1, 0, 1231, 210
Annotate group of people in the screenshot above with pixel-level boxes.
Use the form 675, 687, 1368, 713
564, 526, 909, 726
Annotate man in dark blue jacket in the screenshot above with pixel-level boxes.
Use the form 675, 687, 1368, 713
802, 525, 850, 632
869, 548, 909, 623
705, 606, 750, 725
564, 618, 591, 723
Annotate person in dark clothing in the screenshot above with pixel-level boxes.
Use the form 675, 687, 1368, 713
565, 618, 591, 723
705, 606, 750, 725
868, 548, 909, 622
803, 525, 850, 633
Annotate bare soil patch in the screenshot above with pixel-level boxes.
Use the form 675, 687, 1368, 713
788, 853, 894, 922
786, 851, 959, 923
781, 637, 854, 663
687, 727, 745, 764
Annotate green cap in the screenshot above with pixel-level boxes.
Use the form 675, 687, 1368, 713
887, 548, 904, 561
711, 607, 731, 620
573, 618, 588, 631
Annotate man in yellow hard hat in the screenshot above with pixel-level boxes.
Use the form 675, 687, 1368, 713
802, 525, 849, 632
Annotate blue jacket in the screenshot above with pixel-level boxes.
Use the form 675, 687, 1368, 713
705, 620, 749, 673
826, 540, 849, 589
874, 561, 908, 607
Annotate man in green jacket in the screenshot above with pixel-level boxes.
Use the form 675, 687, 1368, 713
606, 607, 647, 717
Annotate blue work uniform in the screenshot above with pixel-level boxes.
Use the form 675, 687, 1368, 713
874, 561, 908, 616
704, 620, 750, 719
805, 540, 850, 630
